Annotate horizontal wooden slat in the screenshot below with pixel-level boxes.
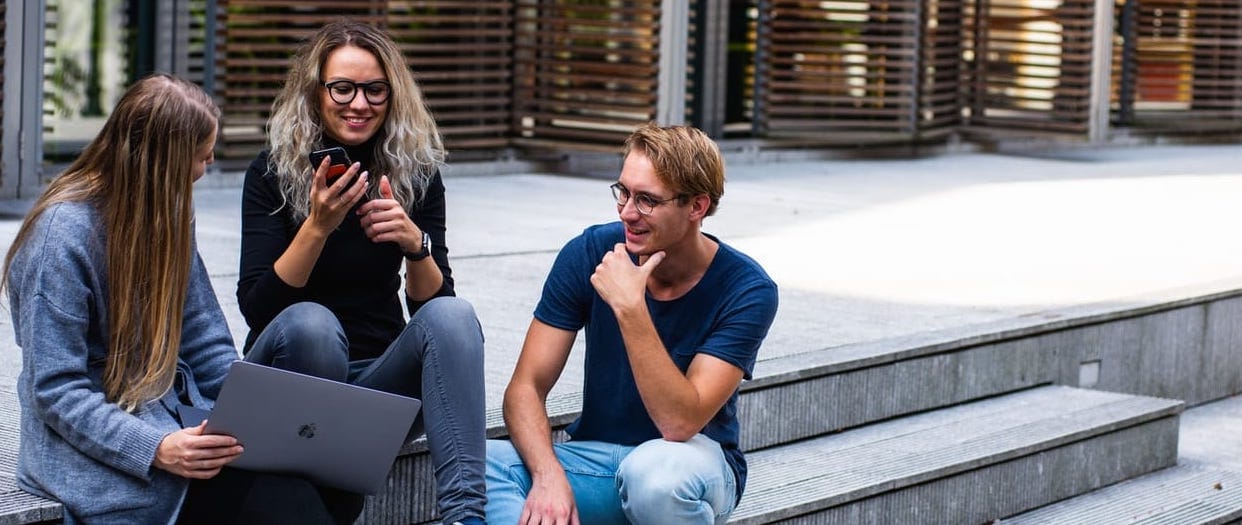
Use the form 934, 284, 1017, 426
215, 0, 513, 157
759, 0, 954, 140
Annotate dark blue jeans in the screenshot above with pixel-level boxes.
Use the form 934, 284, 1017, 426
245, 298, 486, 524
179, 466, 361, 525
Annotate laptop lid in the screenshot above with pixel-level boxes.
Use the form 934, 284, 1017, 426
200, 360, 421, 494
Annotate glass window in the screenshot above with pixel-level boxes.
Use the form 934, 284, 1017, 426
42, 0, 131, 165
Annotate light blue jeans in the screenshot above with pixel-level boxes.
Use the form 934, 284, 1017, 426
246, 299, 486, 525
485, 434, 737, 525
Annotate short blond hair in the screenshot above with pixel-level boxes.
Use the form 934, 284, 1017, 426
622, 124, 725, 216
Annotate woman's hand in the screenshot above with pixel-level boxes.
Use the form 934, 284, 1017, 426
271, 156, 370, 289
306, 155, 368, 235
153, 422, 243, 479
358, 175, 422, 253
359, 175, 443, 299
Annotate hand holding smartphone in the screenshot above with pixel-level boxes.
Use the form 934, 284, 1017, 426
309, 147, 352, 186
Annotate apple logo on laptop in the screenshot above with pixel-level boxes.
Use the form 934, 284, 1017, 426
298, 423, 317, 439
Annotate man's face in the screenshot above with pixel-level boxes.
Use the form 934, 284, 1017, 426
614, 151, 692, 256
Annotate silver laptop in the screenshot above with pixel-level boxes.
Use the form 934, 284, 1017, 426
187, 360, 421, 494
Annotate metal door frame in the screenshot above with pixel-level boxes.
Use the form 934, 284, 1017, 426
2, 1, 46, 202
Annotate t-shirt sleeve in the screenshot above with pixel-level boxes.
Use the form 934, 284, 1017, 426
695, 269, 779, 380
533, 230, 598, 332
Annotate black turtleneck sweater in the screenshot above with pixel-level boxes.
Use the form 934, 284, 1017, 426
236, 139, 454, 360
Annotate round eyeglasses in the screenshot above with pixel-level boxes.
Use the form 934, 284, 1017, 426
610, 182, 683, 216
324, 80, 392, 105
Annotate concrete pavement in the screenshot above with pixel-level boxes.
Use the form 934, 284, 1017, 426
3, 142, 1242, 431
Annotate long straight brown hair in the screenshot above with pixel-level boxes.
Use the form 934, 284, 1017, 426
2, 74, 220, 411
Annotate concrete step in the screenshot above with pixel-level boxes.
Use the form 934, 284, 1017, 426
363, 394, 583, 523
0, 384, 1191, 525
0, 370, 1198, 525
726, 386, 1182, 525
999, 461, 1242, 525
0, 488, 60, 525
0, 389, 61, 525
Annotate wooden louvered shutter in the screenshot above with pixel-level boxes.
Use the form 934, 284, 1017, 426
215, 2, 387, 159
758, 0, 959, 144
386, 2, 514, 154
962, 0, 1121, 142
1115, 0, 1242, 133
215, 1, 515, 160
512, 0, 661, 152
963, 0, 1097, 135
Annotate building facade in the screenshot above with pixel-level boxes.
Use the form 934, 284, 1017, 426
2, 0, 1239, 200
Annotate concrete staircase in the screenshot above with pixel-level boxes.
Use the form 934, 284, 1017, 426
729, 386, 1180, 525
355, 289, 1242, 524
999, 461, 1242, 525
4, 290, 1242, 524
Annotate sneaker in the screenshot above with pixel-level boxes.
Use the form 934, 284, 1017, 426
450, 518, 485, 525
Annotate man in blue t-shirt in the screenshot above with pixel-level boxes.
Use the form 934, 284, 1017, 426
485, 124, 779, 524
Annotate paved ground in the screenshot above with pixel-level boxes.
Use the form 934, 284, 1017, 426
2, 143, 1242, 451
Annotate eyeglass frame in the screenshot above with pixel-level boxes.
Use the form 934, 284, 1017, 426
609, 182, 686, 216
323, 79, 392, 105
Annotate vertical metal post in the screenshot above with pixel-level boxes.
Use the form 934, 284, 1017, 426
131, 0, 156, 79
969, 0, 989, 125
909, 0, 925, 137
753, 0, 770, 136
1116, 0, 1137, 126
1088, 0, 1115, 143
1, 1, 23, 200
155, 0, 190, 76
1, 0, 47, 201
690, 1, 728, 137
204, 0, 217, 98
656, 0, 688, 126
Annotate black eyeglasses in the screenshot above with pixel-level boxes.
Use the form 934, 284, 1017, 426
610, 182, 683, 216
324, 80, 392, 105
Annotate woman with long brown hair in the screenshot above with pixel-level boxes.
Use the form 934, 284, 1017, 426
3, 74, 340, 524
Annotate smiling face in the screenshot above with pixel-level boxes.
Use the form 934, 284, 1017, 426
319, 45, 389, 146
615, 150, 695, 256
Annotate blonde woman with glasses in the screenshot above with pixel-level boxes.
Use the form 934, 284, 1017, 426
235, 19, 486, 525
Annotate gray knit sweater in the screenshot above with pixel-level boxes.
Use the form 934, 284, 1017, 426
6, 200, 238, 524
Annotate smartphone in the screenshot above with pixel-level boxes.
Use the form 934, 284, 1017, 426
308, 147, 352, 185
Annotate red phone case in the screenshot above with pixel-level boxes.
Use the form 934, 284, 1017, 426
311, 148, 351, 181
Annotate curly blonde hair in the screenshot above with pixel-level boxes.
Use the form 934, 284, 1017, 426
267, 19, 444, 221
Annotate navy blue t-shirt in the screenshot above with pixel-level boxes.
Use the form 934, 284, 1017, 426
534, 221, 779, 501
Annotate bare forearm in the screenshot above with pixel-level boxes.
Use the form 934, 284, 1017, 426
503, 384, 565, 480
614, 306, 707, 440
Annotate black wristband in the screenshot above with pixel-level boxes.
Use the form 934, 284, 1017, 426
404, 231, 432, 261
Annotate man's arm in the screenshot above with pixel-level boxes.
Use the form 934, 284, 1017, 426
615, 300, 744, 442
591, 244, 746, 442
503, 318, 581, 524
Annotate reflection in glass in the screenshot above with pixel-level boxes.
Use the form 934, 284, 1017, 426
43, 0, 130, 162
